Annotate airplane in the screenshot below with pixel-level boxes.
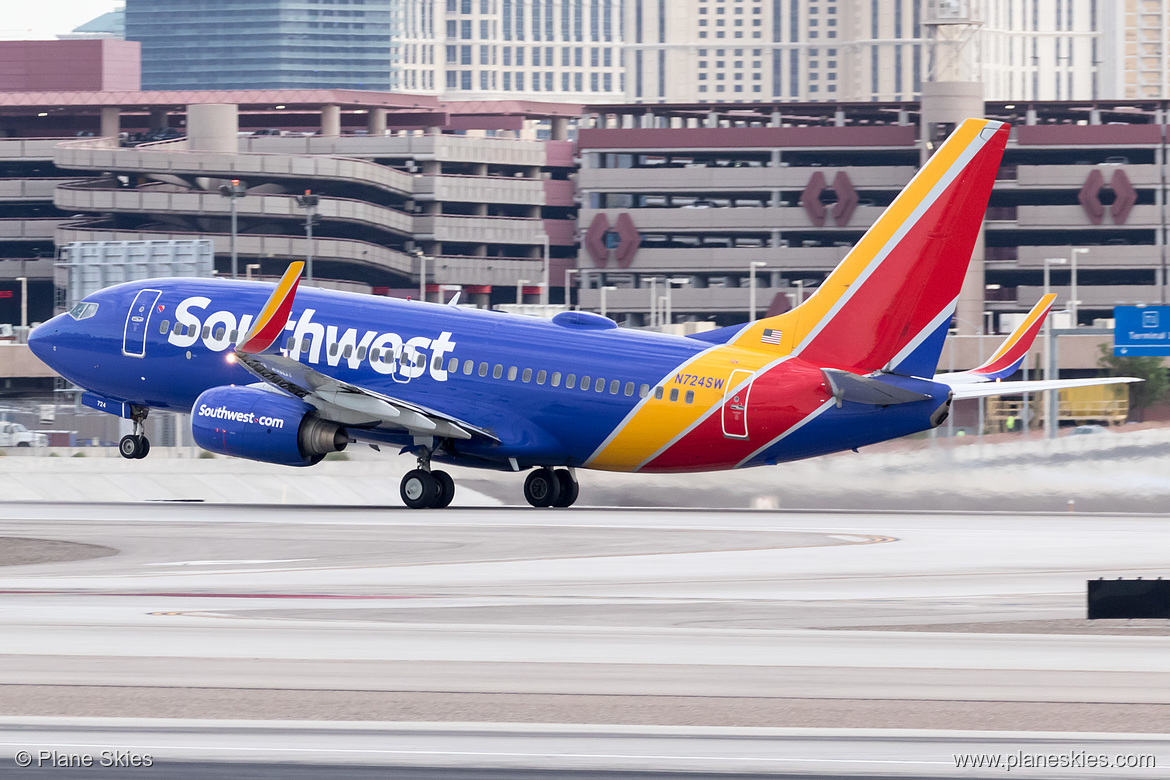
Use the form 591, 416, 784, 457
27, 118, 1139, 509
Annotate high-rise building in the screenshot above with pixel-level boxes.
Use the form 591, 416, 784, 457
1110, 0, 1170, 99
125, 0, 395, 90
395, 0, 627, 101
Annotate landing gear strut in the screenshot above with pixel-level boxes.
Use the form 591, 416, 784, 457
399, 447, 455, 509
119, 408, 150, 460
524, 467, 579, 508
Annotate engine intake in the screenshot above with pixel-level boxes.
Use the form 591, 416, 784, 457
192, 386, 347, 467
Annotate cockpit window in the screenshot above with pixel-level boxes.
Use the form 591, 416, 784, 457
68, 302, 99, 320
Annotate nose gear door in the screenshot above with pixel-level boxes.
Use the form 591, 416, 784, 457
122, 289, 162, 358
721, 369, 755, 439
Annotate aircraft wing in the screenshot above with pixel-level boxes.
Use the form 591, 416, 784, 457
233, 263, 497, 443
934, 294, 1056, 385
947, 376, 1141, 400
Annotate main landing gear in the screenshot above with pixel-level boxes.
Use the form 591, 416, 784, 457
523, 467, 579, 508
399, 449, 455, 509
118, 408, 150, 460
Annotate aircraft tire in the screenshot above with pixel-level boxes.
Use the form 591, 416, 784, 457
401, 469, 439, 509
135, 437, 151, 459
552, 469, 579, 508
524, 468, 561, 508
431, 470, 455, 509
119, 434, 141, 460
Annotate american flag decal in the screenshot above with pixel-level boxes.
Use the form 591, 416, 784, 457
760, 328, 783, 345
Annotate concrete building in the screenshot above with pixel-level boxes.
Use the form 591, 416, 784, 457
395, 0, 627, 102
0, 40, 140, 92
574, 99, 1170, 372
124, 0, 396, 91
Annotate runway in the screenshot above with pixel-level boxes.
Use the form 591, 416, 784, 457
1, 501, 1169, 776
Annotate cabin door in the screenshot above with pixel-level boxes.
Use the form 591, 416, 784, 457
721, 369, 755, 439
122, 289, 162, 358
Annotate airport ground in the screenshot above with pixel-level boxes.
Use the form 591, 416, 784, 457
1, 430, 1170, 776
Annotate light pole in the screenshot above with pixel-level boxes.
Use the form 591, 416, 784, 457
649, 277, 658, 328
295, 190, 319, 283
217, 178, 245, 278
564, 268, 577, 308
516, 278, 529, 305
16, 276, 26, 329
245, 263, 260, 281
748, 261, 767, 322
664, 277, 691, 329
541, 234, 550, 305
1070, 246, 1088, 328
414, 250, 428, 302
1043, 256, 1068, 439
599, 285, 617, 318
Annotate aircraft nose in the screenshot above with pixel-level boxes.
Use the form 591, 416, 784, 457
27, 319, 59, 366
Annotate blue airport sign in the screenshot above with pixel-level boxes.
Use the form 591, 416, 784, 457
1114, 306, 1170, 356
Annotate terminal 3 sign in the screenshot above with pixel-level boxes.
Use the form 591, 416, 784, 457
1114, 306, 1170, 356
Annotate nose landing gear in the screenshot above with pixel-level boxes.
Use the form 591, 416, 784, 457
118, 407, 151, 460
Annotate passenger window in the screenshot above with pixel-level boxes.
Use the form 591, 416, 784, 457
670, 388, 680, 402
640, 384, 650, 398
536, 370, 547, 385
357, 346, 368, 360
448, 357, 459, 372
522, 368, 533, 383
214, 326, 226, 340
301, 338, 312, 353
551, 371, 562, 387
343, 344, 353, 358
158, 320, 170, 335
463, 361, 474, 375
624, 382, 634, 396
329, 343, 338, 357
493, 364, 503, 379
432, 354, 442, 371
654, 387, 664, 400
595, 378, 605, 392
685, 390, 695, 404
415, 354, 424, 367
229, 330, 238, 343
507, 366, 518, 381
580, 375, 589, 390
201, 325, 210, 339
283, 336, 294, 351
478, 362, 488, 376
566, 374, 576, 389
609, 380, 620, 395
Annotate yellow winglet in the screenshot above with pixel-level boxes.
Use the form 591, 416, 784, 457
238, 262, 304, 353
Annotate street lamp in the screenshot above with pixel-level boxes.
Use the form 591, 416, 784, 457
245, 263, 260, 281
295, 190, 319, 283
516, 278, 530, 305
414, 250, 428, 301
217, 178, 246, 278
648, 277, 658, 328
1070, 246, 1088, 328
664, 277, 691, 328
15, 276, 26, 329
564, 268, 579, 309
1043, 256, 1068, 439
540, 234, 550, 305
748, 261, 767, 322
599, 285, 617, 318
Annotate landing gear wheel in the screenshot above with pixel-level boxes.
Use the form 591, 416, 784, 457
135, 437, 150, 460
119, 434, 145, 460
551, 469, 579, 508
400, 469, 439, 509
524, 468, 562, 508
431, 470, 455, 509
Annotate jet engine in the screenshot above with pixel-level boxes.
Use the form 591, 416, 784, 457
191, 386, 347, 467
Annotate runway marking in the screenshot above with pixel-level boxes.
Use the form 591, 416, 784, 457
143, 559, 315, 567
0, 739, 952, 766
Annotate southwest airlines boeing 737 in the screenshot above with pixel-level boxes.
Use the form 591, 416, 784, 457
27, 118, 1137, 508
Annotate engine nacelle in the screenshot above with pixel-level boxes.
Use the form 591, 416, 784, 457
191, 386, 347, 467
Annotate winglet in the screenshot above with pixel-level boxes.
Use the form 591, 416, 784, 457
238, 262, 304, 354
964, 293, 1056, 381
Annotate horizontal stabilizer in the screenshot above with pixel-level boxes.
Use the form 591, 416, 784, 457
950, 376, 1141, 400
938, 294, 1056, 384
822, 368, 933, 407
